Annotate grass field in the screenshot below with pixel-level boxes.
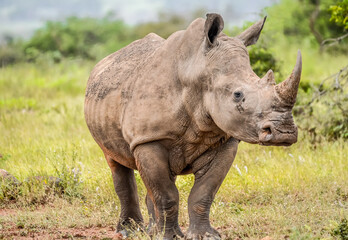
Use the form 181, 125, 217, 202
0, 58, 347, 239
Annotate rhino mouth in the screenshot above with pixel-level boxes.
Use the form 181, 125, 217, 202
259, 141, 292, 146
258, 122, 297, 146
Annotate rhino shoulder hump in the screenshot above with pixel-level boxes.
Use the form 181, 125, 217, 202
85, 33, 164, 100
144, 32, 164, 42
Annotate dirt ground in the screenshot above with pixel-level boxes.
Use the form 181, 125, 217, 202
1, 227, 120, 240
0, 209, 123, 240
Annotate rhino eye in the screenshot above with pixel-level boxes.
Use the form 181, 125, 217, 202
233, 91, 243, 101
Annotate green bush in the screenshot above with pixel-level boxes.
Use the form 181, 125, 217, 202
249, 45, 281, 79
294, 66, 348, 141
24, 16, 135, 61
0, 42, 25, 66
331, 218, 348, 240
52, 146, 85, 200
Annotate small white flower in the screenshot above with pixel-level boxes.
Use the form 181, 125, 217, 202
96, 187, 100, 191
298, 155, 305, 163
72, 167, 80, 174
289, 153, 294, 158
338, 201, 344, 207
234, 164, 242, 176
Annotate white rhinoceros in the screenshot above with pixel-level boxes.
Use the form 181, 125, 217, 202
84, 13, 302, 239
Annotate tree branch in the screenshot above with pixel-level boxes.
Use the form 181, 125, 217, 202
320, 33, 348, 48
309, 0, 323, 45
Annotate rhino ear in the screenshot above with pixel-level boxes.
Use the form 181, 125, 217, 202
237, 16, 267, 47
204, 13, 224, 47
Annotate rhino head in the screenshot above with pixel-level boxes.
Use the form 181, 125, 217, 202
181, 14, 302, 146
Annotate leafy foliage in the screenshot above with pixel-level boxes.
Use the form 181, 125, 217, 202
24, 16, 134, 61
331, 218, 348, 240
249, 46, 281, 79
0, 36, 25, 66
0, 43, 24, 66
330, 0, 348, 30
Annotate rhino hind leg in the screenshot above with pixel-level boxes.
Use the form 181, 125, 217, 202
105, 155, 144, 235
134, 142, 184, 239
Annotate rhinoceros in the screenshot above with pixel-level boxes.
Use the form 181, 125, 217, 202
84, 13, 302, 239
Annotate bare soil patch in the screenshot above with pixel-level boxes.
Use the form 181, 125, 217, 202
0, 208, 18, 217
1, 225, 119, 240
0, 208, 120, 240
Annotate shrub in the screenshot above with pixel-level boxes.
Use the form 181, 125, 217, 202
23, 16, 134, 61
52, 146, 85, 200
249, 45, 282, 79
0, 42, 25, 67
294, 65, 348, 141
331, 218, 348, 240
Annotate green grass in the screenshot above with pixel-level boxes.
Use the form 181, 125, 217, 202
0, 59, 347, 239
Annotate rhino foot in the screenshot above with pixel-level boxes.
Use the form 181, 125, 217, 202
115, 227, 145, 239
150, 225, 184, 239
116, 219, 144, 239
185, 228, 221, 240
116, 229, 128, 239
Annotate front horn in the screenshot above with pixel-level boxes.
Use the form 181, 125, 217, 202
275, 50, 302, 105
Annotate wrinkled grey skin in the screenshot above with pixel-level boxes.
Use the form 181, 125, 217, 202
84, 13, 302, 240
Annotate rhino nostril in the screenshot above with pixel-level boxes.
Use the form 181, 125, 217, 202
261, 125, 273, 142
263, 127, 272, 135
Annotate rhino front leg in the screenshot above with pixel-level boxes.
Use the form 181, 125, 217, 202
134, 142, 184, 239
186, 138, 239, 240
105, 155, 144, 236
